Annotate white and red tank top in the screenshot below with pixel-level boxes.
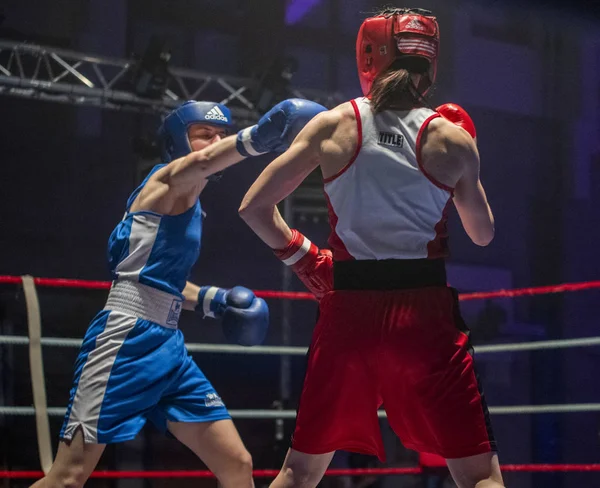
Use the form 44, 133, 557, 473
323, 97, 453, 261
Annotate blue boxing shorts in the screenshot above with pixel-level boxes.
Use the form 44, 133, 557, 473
60, 281, 230, 444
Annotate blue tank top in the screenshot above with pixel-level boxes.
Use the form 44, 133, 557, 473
107, 164, 202, 298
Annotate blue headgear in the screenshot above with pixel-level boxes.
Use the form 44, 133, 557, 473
158, 100, 233, 163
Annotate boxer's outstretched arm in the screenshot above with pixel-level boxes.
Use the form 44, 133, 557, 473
164, 135, 244, 189
239, 111, 338, 249
129, 136, 245, 213
159, 98, 329, 193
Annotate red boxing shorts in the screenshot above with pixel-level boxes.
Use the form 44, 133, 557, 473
291, 286, 496, 461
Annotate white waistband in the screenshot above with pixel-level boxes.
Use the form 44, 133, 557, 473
104, 280, 183, 329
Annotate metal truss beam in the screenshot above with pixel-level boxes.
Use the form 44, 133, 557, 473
0, 40, 345, 126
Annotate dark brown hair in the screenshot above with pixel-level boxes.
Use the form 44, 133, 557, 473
369, 58, 429, 113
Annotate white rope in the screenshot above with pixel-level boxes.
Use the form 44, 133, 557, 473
0, 336, 83, 347
2, 335, 600, 355
0, 407, 67, 416
487, 404, 600, 415
187, 344, 306, 355
2, 404, 600, 418
22, 276, 53, 475
474, 336, 600, 353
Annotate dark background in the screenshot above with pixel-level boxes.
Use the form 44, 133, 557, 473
1, 1, 599, 487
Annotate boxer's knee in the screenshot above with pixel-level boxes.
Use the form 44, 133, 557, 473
446, 452, 504, 488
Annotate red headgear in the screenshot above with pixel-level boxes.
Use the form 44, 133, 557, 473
356, 8, 440, 97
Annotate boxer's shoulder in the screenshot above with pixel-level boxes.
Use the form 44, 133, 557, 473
423, 116, 474, 150
329, 101, 356, 121
298, 103, 351, 140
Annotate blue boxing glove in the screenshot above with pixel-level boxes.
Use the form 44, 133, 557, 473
196, 286, 268, 346
236, 98, 328, 157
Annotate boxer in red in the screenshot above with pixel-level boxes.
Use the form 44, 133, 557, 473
239, 7, 502, 488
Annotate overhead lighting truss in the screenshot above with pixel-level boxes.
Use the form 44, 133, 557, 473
0, 39, 345, 126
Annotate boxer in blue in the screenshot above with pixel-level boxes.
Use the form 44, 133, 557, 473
32, 98, 327, 488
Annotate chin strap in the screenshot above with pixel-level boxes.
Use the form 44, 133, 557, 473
408, 78, 435, 110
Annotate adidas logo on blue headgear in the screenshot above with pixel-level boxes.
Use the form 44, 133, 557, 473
205, 105, 229, 122
158, 100, 233, 163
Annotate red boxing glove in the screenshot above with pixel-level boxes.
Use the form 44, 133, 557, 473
436, 103, 477, 139
274, 229, 333, 300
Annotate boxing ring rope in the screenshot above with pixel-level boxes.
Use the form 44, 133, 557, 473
3, 464, 600, 479
1, 274, 600, 479
2, 275, 600, 416
2, 275, 600, 301
3, 402, 600, 417
3, 333, 600, 355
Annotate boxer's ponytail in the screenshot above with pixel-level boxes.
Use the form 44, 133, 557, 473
369, 58, 430, 113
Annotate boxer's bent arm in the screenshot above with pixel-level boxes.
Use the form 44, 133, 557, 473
162, 135, 245, 190
449, 131, 495, 246
182, 281, 201, 311
239, 111, 337, 249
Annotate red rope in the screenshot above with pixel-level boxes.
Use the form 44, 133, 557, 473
459, 281, 600, 301
0, 276, 111, 290
2, 465, 600, 478
501, 464, 600, 472
253, 290, 316, 301
1, 275, 599, 301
